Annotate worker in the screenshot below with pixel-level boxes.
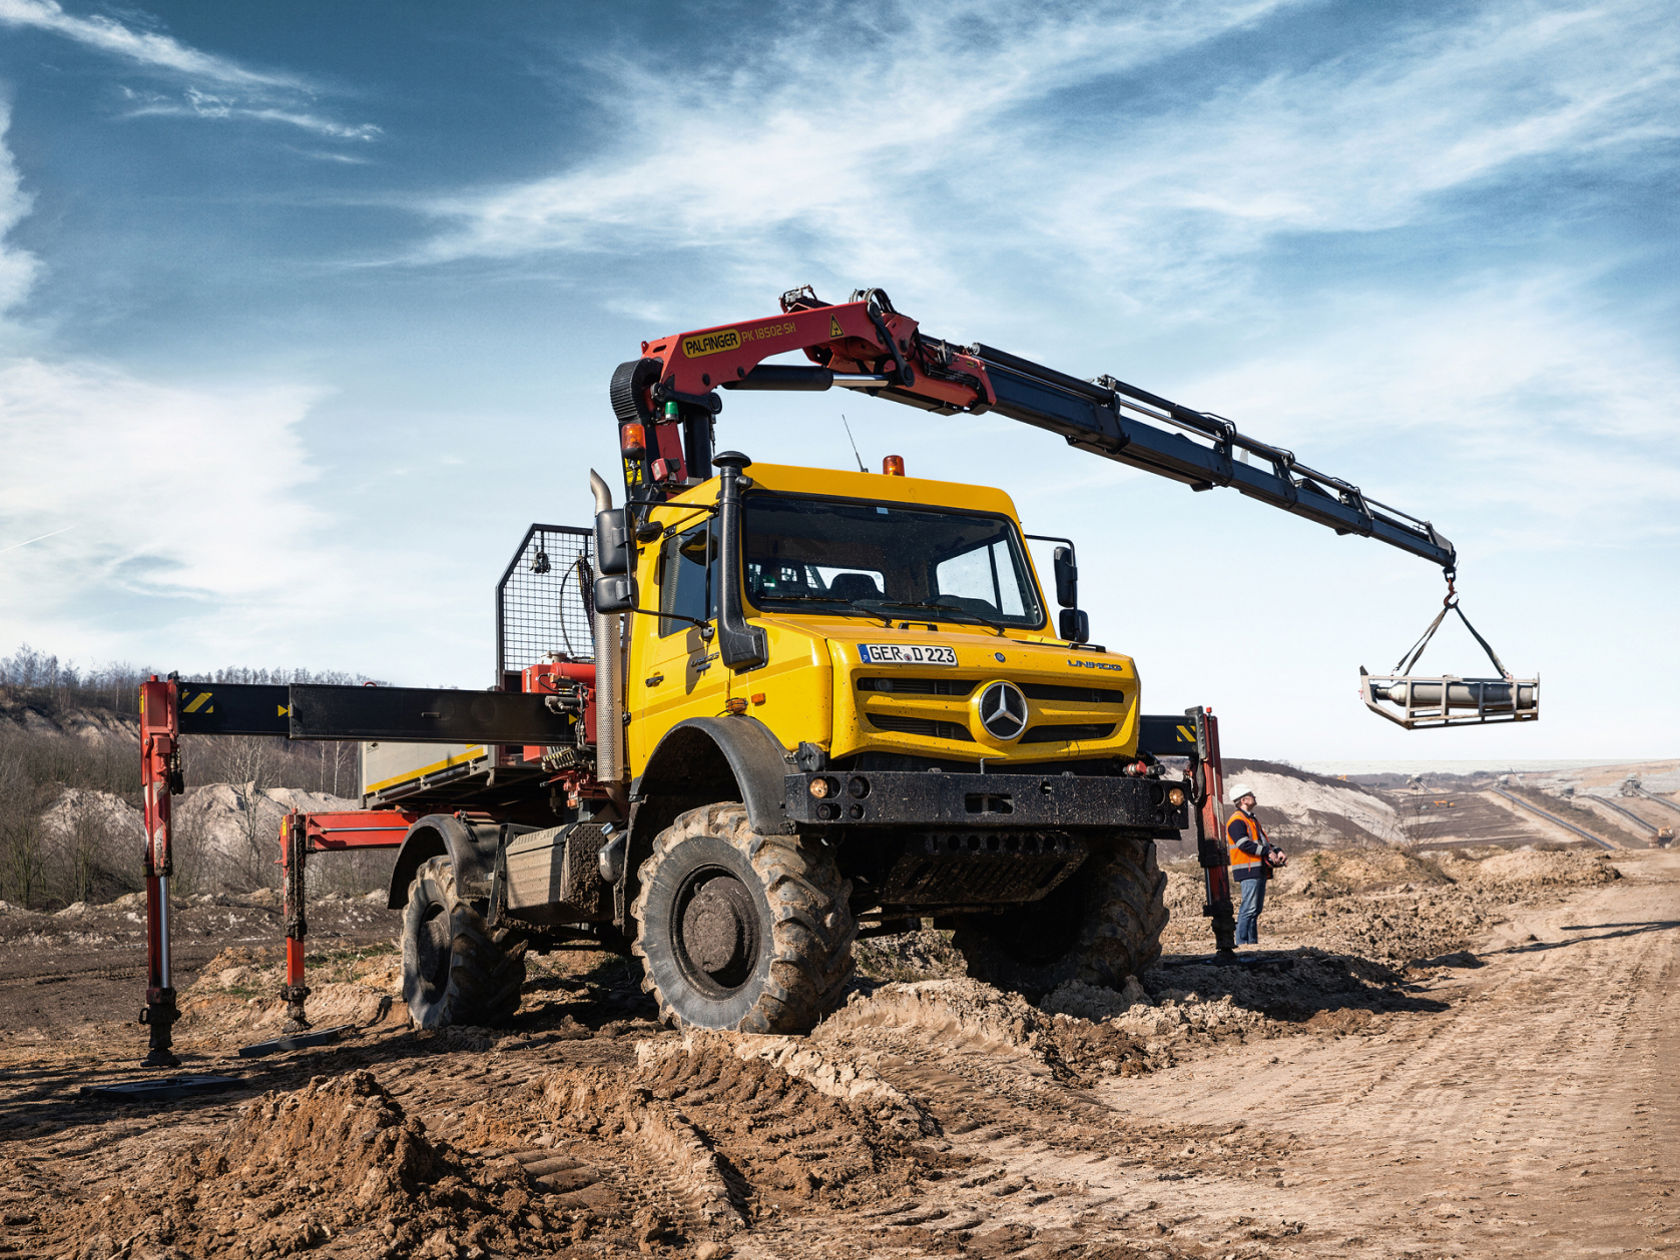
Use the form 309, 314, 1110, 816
1226, 783, 1286, 947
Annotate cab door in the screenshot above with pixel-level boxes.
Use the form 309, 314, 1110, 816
626, 515, 730, 769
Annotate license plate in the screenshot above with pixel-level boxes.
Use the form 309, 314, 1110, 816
857, 643, 957, 666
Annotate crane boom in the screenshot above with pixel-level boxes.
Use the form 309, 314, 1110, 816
610, 286, 1454, 570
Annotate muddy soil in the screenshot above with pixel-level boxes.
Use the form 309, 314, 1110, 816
0, 843, 1674, 1259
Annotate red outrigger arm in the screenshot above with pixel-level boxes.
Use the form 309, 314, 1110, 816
1189, 708, 1237, 955
278, 810, 414, 1032
138, 674, 421, 1053
139, 676, 183, 1066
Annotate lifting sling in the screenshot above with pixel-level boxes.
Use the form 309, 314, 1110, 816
1360, 572, 1538, 729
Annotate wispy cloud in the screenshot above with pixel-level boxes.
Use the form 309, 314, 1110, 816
1179, 271, 1680, 552
0, 0, 304, 91
0, 354, 371, 663
119, 87, 383, 142
0, 104, 36, 321
414, 0, 1301, 276
3, 1, 382, 145
0, 100, 362, 665
410, 0, 1677, 315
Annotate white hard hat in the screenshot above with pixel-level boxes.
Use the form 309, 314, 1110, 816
1228, 783, 1258, 802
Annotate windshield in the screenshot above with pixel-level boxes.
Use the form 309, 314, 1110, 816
743, 494, 1045, 629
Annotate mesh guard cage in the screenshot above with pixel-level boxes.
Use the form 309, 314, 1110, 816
496, 524, 596, 676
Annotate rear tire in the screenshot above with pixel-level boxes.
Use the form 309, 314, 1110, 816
401, 855, 528, 1029
953, 835, 1167, 999
631, 804, 855, 1033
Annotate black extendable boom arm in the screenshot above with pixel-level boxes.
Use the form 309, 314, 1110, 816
631, 288, 1455, 571
958, 342, 1455, 570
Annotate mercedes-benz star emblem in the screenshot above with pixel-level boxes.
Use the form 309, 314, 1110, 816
978, 680, 1029, 741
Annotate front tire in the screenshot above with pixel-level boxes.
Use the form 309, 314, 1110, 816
953, 835, 1167, 999
631, 804, 855, 1033
401, 855, 528, 1029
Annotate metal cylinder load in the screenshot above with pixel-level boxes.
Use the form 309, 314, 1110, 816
1369, 678, 1537, 710
1360, 668, 1540, 730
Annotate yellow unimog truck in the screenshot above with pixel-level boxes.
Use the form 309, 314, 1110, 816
361, 286, 1462, 1036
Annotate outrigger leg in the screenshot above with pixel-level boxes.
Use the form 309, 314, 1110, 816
280, 812, 311, 1033
139, 676, 182, 1068
1187, 706, 1237, 959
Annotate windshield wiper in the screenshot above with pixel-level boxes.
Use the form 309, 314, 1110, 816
854, 599, 1012, 635
751, 592, 893, 625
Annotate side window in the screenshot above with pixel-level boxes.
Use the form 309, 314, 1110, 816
659, 521, 716, 636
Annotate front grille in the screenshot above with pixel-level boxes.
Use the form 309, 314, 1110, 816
868, 714, 975, 742
1020, 682, 1126, 704
1020, 722, 1116, 744
857, 676, 976, 697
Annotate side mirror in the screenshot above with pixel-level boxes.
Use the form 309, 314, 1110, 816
1059, 608, 1089, 644
1053, 546, 1078, 609
595, 507, 632, 576
593, 573, 639, 614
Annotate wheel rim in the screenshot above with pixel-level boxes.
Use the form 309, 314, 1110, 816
671, 865, 761, 998
417, 901, 451, 995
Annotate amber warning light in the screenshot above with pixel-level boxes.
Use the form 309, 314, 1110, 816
620, 423, 646, 457
882, 455, 905, 476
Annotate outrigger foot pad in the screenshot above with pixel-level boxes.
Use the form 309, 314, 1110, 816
238, 1024, 352, 1059
81, 1075, 239, 1102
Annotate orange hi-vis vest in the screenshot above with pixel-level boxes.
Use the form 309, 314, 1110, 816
1227, 808, 1268, 870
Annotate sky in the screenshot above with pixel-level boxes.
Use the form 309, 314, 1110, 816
0, 0, 1675, 762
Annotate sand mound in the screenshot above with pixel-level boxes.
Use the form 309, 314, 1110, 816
1286, 846, 1452, 896
179, 946, 403, 1040
639, 1030, 936, 1139
39, 787, 143, 845
1227, 769, 1404, 845
1454, 847, 1619, 888
853, 925, 967, 982
819, 978, 1059, 1064
60, 1072, 549, 1260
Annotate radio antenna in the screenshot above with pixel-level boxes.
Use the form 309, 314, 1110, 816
840, 414, 867, 473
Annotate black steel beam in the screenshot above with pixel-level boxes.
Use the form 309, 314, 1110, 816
287, 684, 575, 745
177, 683, 292, 736
1138, 714, 1200, 758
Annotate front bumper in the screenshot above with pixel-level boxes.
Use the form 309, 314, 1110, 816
784, 769, 1187, 833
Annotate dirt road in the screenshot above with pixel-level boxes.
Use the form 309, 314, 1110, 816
1106, 848, 1680, 1257
0, 847, 1673, 1259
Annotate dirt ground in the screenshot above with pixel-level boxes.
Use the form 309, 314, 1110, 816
0, 843, 1675, 1259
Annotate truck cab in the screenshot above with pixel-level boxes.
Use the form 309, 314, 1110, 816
627, 461, 1142, 774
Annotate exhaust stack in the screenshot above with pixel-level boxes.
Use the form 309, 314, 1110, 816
589, 470, 625, 787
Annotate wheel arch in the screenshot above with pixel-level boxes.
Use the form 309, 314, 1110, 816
624, 717, 792, 920
386, 813, 501, 910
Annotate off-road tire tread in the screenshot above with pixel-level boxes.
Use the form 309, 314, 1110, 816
631, 803, 855, 1034
953, 836, 1167, 997
402, 855, 528, 1029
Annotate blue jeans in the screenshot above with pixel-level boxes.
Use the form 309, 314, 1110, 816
1235, 875, 1267, 945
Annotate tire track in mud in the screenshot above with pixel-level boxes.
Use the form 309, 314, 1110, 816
730, 981, 1294, 1258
